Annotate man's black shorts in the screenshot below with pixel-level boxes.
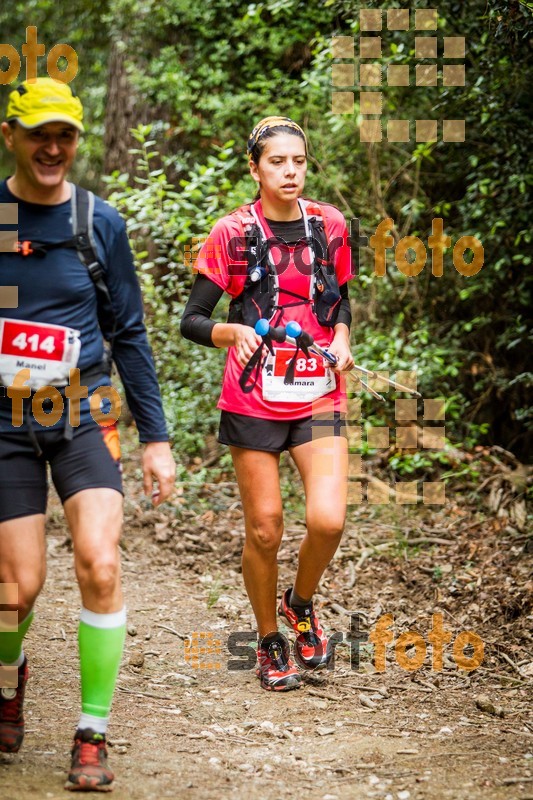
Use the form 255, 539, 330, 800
218, 410, 347, 453
0, 423, 123, 523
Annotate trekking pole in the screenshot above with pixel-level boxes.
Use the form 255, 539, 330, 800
254, 319, 421, 399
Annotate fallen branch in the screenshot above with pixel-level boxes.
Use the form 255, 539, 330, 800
155, 623, 188, 640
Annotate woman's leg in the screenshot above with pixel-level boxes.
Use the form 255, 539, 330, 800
229, 446, 284, 638
289, 434, 348, 600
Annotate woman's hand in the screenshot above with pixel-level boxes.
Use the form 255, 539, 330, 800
232, 324, 263, 368
328, 325, 354, 373
211, 322, 262, 366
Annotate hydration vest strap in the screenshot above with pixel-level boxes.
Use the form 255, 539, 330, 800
239, 335, 275, 394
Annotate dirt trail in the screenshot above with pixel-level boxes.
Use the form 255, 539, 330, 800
1, 461, 531, 800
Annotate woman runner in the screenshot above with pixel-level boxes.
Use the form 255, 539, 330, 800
181, 116, 354, 691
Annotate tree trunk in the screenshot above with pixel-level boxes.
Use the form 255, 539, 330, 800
104, 38, 139, 178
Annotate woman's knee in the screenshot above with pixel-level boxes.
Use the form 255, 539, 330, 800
306, 511, 345, 542
245, 509, 284, 553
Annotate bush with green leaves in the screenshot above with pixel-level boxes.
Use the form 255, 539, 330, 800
105, 126, 253, 455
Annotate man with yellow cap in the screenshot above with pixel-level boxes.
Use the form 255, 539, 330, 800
0, 78, 175, 791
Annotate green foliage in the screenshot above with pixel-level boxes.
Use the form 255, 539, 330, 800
1, 0, 530, 460
105, 126, 249, 454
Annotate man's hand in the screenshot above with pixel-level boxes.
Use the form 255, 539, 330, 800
142, 442, 176, 506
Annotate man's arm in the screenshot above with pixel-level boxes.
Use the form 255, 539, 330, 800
96, 206, 176, 503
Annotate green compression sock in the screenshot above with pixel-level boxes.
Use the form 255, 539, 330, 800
78, 607, 126, 726
0, 610, 34, 665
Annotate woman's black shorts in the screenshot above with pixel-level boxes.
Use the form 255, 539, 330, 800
0, 423, 123, 523
218, 410, 347, 453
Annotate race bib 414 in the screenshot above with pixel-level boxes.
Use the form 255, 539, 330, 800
0, 318, 81, 390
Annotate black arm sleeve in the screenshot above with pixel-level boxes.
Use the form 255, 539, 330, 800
336, 281, 352, 329
180, 274, 225, 347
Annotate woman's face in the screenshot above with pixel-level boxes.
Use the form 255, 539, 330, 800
249, 133, 307, 206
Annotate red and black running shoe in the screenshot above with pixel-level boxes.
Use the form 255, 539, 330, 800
256, 637, 301, 692
0, 658, 29, 753
65, 728, 114, 792
278, 588, 331, 670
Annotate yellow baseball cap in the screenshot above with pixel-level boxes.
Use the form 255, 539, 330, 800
6, 78, 84, 132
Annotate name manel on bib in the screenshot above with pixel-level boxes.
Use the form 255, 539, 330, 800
0, 318, 81, 390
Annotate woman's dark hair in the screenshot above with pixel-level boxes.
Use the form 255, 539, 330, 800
249, 124, 307, 165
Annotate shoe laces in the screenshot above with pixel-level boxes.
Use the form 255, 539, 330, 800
74, 733, 106, 766
0, 687, 23, 722
293, 605, 321, 646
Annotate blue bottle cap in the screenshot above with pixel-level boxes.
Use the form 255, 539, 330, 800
255, 319, 271, 337
286, 321, 302, 338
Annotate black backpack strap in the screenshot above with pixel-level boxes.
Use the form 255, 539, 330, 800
70, 185, 116, 342
307, 216, 330, 266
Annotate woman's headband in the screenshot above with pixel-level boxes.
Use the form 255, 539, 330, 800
247, 116, 307, 154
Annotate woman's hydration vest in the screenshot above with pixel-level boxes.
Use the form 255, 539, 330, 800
226, 198, 342, 329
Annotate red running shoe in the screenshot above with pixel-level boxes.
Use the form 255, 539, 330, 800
256, 637, 301, 692
278, 588, 331, 670
65, 728, 114, 792
0, 658, 29, 753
